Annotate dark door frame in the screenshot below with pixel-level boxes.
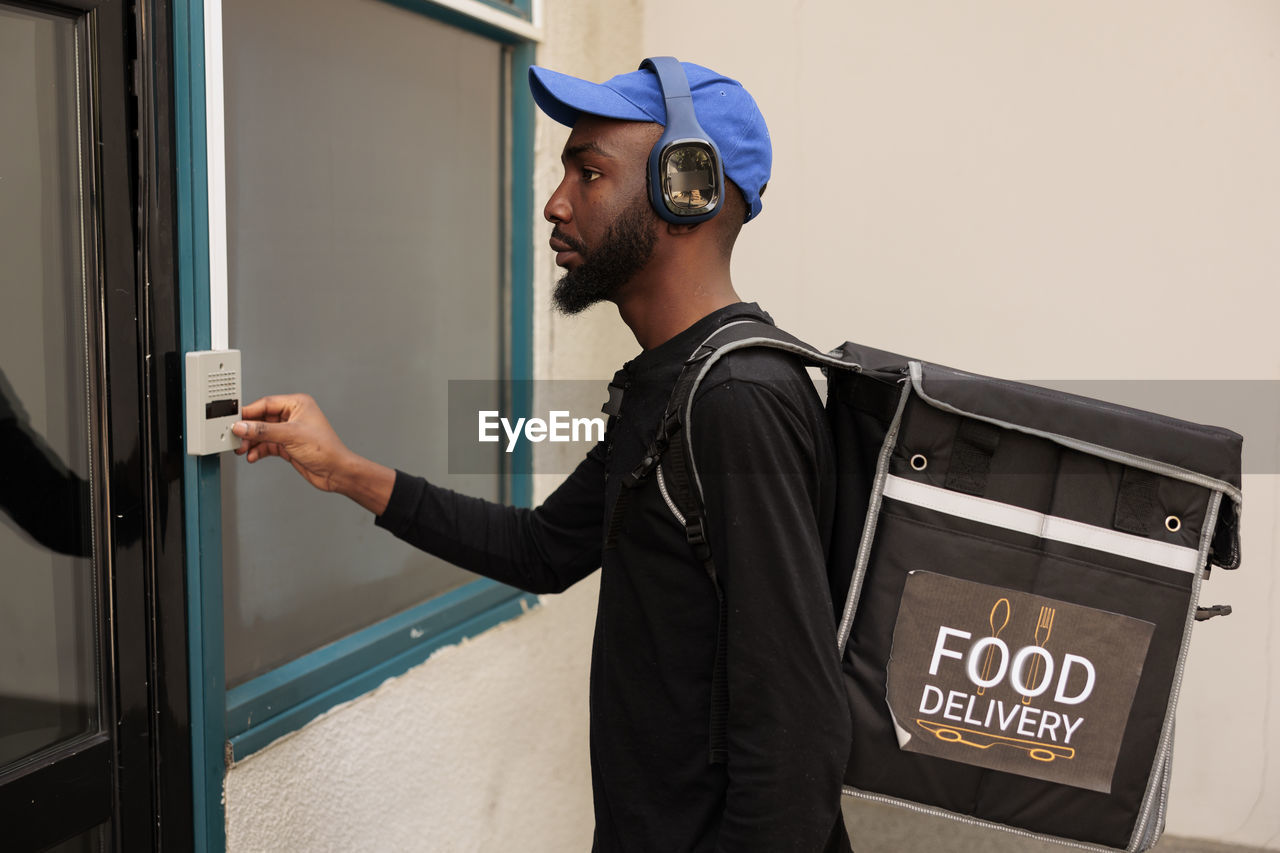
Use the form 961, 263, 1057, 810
0, 0, 193, 849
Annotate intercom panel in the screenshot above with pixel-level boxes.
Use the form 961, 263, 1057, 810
185, 349, 242, 455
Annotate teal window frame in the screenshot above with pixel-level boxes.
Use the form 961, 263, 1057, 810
172, 2, 538, 850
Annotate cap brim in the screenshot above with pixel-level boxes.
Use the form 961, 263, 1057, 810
529, 65, 660, 128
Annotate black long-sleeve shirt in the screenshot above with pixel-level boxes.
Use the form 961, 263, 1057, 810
376, 303, 852, 852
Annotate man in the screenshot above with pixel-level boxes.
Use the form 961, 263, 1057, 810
232, 60, 853, 852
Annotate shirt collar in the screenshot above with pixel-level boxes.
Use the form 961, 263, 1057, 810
625, 302, 773, 379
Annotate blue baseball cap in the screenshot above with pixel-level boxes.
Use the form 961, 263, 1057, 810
529, 61, 772, 222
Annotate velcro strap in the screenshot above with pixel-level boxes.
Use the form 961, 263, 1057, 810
1114, 467, 1159, 536
945, 419, 1001, 496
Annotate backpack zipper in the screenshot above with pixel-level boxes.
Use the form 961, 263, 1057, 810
655, 462, 686, 526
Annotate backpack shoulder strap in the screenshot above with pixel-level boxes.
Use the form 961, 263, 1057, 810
613, 319, 860, 764
666, 321, 856, 507
619, 318, 854, 528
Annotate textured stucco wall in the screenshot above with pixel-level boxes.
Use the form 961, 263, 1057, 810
224, 2, 642, 851
225, 583, 599, 852
641, 1, 1280, 849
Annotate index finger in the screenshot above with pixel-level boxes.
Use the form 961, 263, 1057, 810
240, 394, 305, 422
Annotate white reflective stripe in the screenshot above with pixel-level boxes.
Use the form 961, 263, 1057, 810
882, 474, 1201, 573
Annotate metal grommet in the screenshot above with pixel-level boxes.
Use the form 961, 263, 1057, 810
1165, 515, 1181, 533
910, 454, 928, 472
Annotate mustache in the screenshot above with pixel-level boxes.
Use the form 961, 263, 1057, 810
551, 228, 588, 255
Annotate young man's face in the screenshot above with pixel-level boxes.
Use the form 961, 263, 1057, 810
544, 115, 663, 315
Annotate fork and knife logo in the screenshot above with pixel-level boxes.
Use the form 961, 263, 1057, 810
976, 597, 1057, 705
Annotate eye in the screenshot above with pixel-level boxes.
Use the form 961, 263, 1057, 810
582, 168, 601, 183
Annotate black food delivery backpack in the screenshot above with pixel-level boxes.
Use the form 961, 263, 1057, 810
613, 319, 1243, 853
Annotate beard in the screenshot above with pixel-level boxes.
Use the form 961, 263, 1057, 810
552, 197, 658, 316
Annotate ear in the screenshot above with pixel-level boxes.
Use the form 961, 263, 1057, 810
664, 221, 702, 236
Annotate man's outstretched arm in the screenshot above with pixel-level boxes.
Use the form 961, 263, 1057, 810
232, 393, 604, 594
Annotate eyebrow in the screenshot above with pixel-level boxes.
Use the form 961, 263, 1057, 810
561, 140, 615, 163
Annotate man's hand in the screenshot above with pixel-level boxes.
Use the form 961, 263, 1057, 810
232, 394, 395, 515
232, 394, 348, 490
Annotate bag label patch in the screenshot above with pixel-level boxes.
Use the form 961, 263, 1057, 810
886, 572, 1155, 793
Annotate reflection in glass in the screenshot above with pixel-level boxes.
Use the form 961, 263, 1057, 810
0, 6, 100, 769
663, 144, 718, 213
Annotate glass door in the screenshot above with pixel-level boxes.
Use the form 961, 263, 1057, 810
0, 5, 113, 848
0, 0, 191, 849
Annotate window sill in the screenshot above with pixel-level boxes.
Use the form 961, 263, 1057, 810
225, 579, 538, 761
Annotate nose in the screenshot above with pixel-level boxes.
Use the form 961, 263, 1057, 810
544, 175, 571, 224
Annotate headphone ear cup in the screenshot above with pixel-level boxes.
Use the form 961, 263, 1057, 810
645, 154, 660, 217
650, 140, 722, 223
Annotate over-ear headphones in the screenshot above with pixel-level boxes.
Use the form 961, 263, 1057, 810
640, 57, 725, 225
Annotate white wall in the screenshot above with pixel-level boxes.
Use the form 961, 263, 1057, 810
642, 1, 1280, 848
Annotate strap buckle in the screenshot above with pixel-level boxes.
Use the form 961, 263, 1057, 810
685, 517, 713, 563
624, 435, 669, 487
1195, 604, 1233, 621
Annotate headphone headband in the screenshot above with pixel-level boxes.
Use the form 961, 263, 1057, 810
641, 56, 692, 103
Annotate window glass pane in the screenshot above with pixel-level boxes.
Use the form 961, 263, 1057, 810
44, 821, 109, 853
0, 6, 100, 768
221, 0, 505, 685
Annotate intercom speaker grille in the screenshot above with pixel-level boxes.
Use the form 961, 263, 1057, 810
207, 370, 239, 400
